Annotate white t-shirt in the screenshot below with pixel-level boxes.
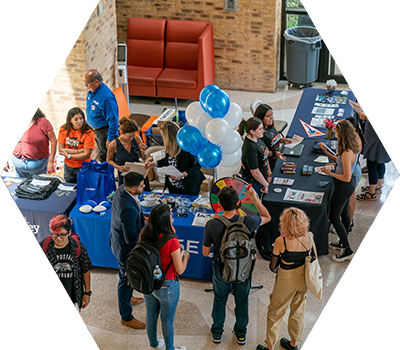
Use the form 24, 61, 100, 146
0, 226, 22, 295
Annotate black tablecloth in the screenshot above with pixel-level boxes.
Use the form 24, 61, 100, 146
257, 139, 333, 257
287, 88, 356, 140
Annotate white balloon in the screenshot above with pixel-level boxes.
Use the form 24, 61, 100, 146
185, 101, 204, 125
195, 112, 213, 138
220, 130, 243, 154
220, 148, 242, 167
205, 118, 230, 145
223, 102, 243, 129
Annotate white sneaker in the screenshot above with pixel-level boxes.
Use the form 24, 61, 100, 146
152, 339, 165, 350
174, 347, 187, 350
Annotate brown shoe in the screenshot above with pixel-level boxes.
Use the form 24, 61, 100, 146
121, 318, 146, 329
130, 296, 145, 305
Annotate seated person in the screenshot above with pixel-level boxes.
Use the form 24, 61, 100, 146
3, 314, 63, 350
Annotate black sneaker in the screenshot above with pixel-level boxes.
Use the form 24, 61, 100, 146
349, 220, 354, 233
280, 337, 298, 350
211, 333, 221, 344
256, 345, 268, 350
233, 332, 246, 345
332, 247, 354, 262
329, 239, 343, 250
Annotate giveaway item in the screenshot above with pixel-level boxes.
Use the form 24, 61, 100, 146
76, 160, 116, 205
15, 277, 36, 310
93, 205, 107, 213
79, 205, 93, 214
15, 174, 61, 200
304, 233, 323, 299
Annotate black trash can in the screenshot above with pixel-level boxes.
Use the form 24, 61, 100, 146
284, 26, 322, 86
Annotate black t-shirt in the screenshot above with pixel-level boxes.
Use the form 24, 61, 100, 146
241, 137, 269, 179
54, 244, 76, 303
203, 214, 262, 270
262, 126, 281, 153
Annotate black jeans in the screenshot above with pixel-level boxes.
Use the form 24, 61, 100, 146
64, 164, 81, 184
95, 126, 109, 163
330, 176, 355, 248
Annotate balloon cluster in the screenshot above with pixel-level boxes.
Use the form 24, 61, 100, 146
176, 85, 243, 169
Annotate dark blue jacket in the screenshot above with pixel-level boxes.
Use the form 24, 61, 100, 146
86, 82, 119, 142
109, 185, 145, 262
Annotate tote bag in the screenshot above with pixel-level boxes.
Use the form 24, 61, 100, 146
305, 233, 323, 299
76, 160, 116, 205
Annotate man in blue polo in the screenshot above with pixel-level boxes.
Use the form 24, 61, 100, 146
84, 69, 119, 162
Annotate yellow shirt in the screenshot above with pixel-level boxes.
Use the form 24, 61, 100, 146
3, 327, 63, 350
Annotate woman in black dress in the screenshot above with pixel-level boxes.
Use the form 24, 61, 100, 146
238, 116, 271, 195
106, 117, 146, 186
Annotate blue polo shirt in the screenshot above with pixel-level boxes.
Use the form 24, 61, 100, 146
86, 83, 119, 142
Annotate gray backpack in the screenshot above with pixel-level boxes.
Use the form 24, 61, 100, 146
216, 216, 257, 283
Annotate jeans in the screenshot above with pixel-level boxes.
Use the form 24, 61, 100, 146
211, 269, 250, 337
63, 164, 81, 184
0, 286, 20, 347
94, 126, 109, 163
330, 176, 355, 248
367, 159, 386, 185
118, 261, 134, 322
12, 155, 49, 178
144, 279, 180, 350
40, 303, 75, 348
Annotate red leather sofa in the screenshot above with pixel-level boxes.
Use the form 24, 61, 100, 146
126, 17, 215, 101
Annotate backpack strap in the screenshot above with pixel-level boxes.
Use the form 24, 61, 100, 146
154, 234, 176, 276
42, 234, 81, 258
41, 235, 53, 254
215, 215, 232, 227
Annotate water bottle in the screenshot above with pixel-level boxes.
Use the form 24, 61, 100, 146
153, 265, 162, 280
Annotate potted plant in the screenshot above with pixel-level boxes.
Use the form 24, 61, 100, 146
324, 119, 335, 140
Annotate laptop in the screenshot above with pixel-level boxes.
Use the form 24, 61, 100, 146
282, 143, 304, 157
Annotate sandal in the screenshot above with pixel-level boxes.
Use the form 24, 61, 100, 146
361, 185, 382, 193
357, 192, 377, 201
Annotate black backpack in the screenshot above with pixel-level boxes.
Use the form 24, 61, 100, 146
216, 216, 257, 283
126, 234, 174, 294
390, 118, 400, 136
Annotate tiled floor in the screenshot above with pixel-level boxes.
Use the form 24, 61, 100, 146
79, 82, 398, 350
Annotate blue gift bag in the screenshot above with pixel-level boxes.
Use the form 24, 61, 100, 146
76, 160, 116, 205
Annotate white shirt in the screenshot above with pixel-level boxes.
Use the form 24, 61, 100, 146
0, 226, 22, 295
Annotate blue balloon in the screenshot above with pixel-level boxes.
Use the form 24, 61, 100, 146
197, 141, 222, 168
199, 84, 220, 112
206, 89, 230, 119
176, 125, 206, 154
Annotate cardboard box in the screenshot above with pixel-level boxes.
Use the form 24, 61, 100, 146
201, 177, 213, 192
0, 78, 11, 114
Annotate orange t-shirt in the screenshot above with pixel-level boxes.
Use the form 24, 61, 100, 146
57, 126, 95, 168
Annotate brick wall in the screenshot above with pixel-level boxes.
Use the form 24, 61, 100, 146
115, 0, 282, 93
0, 0, 117, 132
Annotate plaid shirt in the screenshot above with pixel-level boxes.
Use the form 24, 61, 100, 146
31, 237, 92, 309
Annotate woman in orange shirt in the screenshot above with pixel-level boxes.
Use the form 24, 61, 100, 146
58, 107, 95, 183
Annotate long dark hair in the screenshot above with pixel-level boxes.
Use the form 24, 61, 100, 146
63, 107, 93, 136
346, 116, 366, 145
237, 117, 263, 137
254, 104, 274, 129
140, 204, 175, 244
19, 96, 46, 124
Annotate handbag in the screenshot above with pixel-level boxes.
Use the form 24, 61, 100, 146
76, 160, 116, 205
15, 277, 36, 310
304, 232, 323, 299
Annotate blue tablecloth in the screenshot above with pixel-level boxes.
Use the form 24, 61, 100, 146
69, 192, 214, 280
3, 176, 77, 241
287, 88, 356, 139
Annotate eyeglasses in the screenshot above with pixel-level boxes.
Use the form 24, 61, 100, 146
52, 233, 68, 239
83, 79, 96, 86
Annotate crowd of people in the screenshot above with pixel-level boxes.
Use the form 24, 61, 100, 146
9, 72, 391, 350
